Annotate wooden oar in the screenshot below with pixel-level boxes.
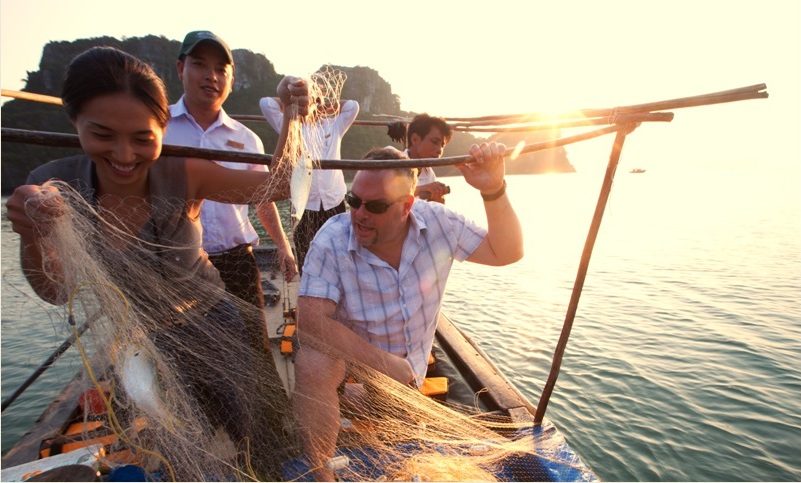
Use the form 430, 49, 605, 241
1, 318, 90, 413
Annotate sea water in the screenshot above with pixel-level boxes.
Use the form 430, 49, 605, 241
2, 166, 800, 481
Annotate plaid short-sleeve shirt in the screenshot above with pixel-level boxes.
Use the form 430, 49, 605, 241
299, 200, 486, 386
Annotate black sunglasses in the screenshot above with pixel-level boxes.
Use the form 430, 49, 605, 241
345, 192, 406, 214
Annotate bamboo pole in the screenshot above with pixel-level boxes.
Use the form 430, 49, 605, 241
235, 85, 763, 132
0, 127, 276, 165
442, 84, 768, 124
232, 114, 393, 127
230, 112, 673, 132
242, 84, 768, 127
225, 84, 767, 127
0, 90, 400, 128
1, 128, 81, 149
2, 84, 766, 130
1, 89, 63, 106
1, 318, 89, 413
446, 112, 672, 133
533, 125, 634, 425
2, 123, 629, 169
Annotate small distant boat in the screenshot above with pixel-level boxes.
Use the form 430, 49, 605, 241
629, 168, 646, 173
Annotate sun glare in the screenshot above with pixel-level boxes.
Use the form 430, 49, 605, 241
510, 140, 525, 160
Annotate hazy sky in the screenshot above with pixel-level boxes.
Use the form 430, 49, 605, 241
1, 0, 799, 171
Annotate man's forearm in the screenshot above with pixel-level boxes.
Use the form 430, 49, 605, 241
482, 188, 524, 265
256, 201, 291, 252
20, 236, 67, 305
297, 297, 412, 383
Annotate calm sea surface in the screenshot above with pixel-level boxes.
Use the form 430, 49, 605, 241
2, 166, 800, 481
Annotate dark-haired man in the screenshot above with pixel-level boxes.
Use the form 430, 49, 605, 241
261, 94, 359, 275
405, 113, 453, 203
165, 31, 297, 348
163, 31, 295, 479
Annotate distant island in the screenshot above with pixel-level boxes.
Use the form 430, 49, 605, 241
1, 35, 575, 194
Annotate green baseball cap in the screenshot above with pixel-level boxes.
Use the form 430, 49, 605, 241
178, 31, 233, 64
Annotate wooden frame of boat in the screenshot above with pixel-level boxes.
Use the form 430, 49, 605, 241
0, 84, 768, 481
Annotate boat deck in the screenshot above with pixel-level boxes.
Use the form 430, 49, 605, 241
260, 272, 299, 397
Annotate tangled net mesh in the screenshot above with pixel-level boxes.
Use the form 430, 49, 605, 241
8, 68, 594, 482
283, 65, 348, 226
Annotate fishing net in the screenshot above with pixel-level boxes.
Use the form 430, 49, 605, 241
6, 68, 595, 482
284, 66, 348, 225
24, 178, 295, 481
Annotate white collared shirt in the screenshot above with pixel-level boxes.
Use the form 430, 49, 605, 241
261, 98, 358, 211
164, 96, 266, 254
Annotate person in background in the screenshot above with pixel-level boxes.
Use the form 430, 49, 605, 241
292, 143, 522, 481
405, 113, 453, 203
5, 46, 310, 480
165, 31, 298, 351
260, 95, 359, 275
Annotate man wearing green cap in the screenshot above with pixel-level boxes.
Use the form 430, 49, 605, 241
166, 31, 297, 342
164, 30, 295, 478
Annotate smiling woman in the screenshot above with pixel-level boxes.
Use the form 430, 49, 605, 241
3, 45, 314, 480
75, 93, 165, 191
8, 46, 306, 303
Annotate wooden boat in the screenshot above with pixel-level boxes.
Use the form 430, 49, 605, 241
0, 83, 768, 481
1, 246, 597, 482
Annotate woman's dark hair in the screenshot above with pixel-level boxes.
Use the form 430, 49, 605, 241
61, 46, 170, 128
